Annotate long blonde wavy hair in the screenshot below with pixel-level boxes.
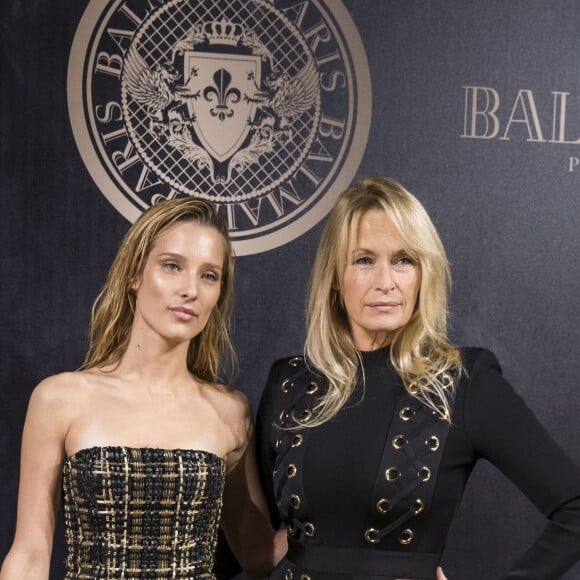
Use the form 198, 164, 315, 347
81, 197, 235, 382
304, 177, 462, 425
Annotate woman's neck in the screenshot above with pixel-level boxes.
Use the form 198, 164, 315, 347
106, 332, 194, 390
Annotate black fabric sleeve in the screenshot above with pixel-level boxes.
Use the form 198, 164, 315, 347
255, 358, 285, 530
462, 349, 580, 579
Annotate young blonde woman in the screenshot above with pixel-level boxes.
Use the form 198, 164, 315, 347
256, 177, 580, 579
1, 198, 285, 579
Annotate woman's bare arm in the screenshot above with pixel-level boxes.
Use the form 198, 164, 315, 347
220, 393, 287, 579
0, 375, 72, 580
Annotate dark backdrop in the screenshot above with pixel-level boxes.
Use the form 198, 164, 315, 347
1, 1, 580, 579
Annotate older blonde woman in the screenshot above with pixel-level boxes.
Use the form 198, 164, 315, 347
256, 177, 580, 579
1, 198, 285, 580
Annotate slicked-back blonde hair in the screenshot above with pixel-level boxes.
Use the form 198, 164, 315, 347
81, 197, 235, 382
305, 177, 461, 425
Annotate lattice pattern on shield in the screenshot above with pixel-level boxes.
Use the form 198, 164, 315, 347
119, 0, 322, 202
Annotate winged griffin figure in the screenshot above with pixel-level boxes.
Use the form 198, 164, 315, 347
244, 57, 319, 138
223, 57, 320, 182
122, 45, 200, 134
122, 44, 214, 179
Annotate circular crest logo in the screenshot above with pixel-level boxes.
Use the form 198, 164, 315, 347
68, 0, 371, 254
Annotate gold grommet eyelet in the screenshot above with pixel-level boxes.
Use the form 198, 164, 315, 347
399, 528, 414, 545
287, 464, 297, 478
289, 494, 301, 510
392, 434, 406, 449
427, 435, 440, 452
284, 569, 293, 580
399, 406, 413, 421
289, 356, 302, 366
300, 575, 311, 580
281, 378, 292, 393
279, 410, 287, 425
304, 522, 315, 537
306, 380, 318, 395
291, 433, 303, 447
411, 498, 425, 515
376, 498, 390, 514
301, 409, 312, 422
385, 466, 400, 482
419, 466, 431, 482
275, 439, 282, 450
364, 528, 380, 544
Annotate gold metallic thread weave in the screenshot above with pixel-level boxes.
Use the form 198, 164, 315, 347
62, 447, 225, 579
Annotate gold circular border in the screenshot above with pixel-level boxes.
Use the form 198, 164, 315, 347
68, 0, 372, 255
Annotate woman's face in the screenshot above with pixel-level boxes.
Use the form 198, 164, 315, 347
340, 209, 421, 351
132, 221, 225, 345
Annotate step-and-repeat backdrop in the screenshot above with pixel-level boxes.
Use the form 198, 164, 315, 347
1, 1, 579, 578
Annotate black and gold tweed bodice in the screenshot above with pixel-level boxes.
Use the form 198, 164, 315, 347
62, 446, 225, 579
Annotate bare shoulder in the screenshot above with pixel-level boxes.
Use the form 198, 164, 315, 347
20, 372, 94, 448
29, 371, 92, 416
200, 381, 252, 426
32, 372, 81, 402
201, 382, 255, 468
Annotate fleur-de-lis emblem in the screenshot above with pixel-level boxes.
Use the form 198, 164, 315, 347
203, 68, 241, 121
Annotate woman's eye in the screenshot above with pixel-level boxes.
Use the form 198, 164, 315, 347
394, 255, 415, 268
202, 271, 220, 282
164, 262, 180, 272
354, 256, 373, 265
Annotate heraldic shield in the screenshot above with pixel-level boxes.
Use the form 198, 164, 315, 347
183, 52, 261, 164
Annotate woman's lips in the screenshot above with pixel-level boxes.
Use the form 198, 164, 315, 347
366, 301, 400, 311
169, 306, 197, 321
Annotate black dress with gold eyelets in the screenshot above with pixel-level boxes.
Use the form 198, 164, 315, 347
62, 446, 225, 579
256, 347, 580, 579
